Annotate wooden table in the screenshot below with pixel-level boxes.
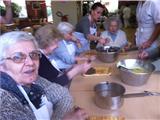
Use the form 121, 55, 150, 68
70, 51, 160, 120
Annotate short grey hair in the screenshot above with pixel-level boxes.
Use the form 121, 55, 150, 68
57, 22, 74, 35
0, 31, 38, 64
104, 17, 122, 30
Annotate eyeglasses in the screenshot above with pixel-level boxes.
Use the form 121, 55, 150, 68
3, 50, 42, 63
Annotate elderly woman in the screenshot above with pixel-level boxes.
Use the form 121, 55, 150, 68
35, 24, 91, 86
0, 31, 88, 120
97, 17, 128, 48
48, 22, 93, 70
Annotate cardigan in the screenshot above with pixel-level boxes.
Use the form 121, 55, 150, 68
39, 53, 70, 86
0, 72, 73, 120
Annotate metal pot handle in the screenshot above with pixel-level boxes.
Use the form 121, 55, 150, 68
123, 91, 160, 98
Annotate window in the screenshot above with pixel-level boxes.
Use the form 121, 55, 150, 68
12, 0, 27, 18
46, 0, 53, 22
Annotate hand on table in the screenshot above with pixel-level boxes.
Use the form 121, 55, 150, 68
63, 107, 88, 120
67, 61, 91, 79
138, 50, 149, 59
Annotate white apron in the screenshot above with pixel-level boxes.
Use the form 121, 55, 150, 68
63, 40, 75, 56
73, 15, 97, 52
18, 85, 53, 120
90, 26, 97, 35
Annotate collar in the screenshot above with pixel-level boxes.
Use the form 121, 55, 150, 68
0, 71, 45, 108
0, 71, 28, 105
108, 32, 118, 42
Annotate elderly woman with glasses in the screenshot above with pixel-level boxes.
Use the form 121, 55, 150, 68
0, 31, 88, 120
97, 17, 128, 48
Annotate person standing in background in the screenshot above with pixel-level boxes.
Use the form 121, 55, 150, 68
74, 2, 106, 52
136, 0, 160, 59
0, 0, 13, 24
123, 4, 131, 28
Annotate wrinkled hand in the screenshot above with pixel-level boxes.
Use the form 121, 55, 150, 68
98, 37, 110, 45
138, 50, 149, 59
72, 61, 91, 74
140, 40, 152, 49
87, 55, 96, 62
69, 62, 91, 77
124, 42, 134, 51
79, 61, 91, 74
63, 107, 88, 120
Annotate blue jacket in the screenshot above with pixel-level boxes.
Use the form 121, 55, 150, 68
49, 40, 78, 70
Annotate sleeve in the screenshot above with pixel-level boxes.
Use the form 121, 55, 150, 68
54, 41, 76, 64
120, 30, 128, 47
76, 16, 90, 38
146, 46, 160, 59
152, 1, 160, 24
0, 90, 35, 120
52, 74, 70, 86
37, 77, 73, 120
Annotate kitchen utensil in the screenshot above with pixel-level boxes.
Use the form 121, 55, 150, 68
96, 46, 120, 63
117, 59, 155, 86
94, 82, 159, 110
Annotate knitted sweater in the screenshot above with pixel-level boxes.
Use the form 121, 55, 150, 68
0, 72, 73, 120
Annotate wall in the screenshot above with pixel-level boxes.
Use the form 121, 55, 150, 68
51, 1, 80, 26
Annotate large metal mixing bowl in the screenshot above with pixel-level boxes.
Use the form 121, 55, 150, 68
96, 46, 120, 63
117, 59, 155, 86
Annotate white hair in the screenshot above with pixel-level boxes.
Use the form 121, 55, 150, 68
104, 16, 122, 30
57, 22, 74, 35
0, 31, 38, 64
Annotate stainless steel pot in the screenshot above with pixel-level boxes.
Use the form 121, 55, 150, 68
94, 82, 160, 110
96, 46, 120, 63
117, 59, 155, 86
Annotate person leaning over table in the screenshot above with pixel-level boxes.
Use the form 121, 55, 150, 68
135, 0, 160, 59
74, 2, 107, 52
34, 24, 91, 86
97, 17, 128, 48
0, 0, 13, 24
0, 31, 88, 120
48, 22, 95, 70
